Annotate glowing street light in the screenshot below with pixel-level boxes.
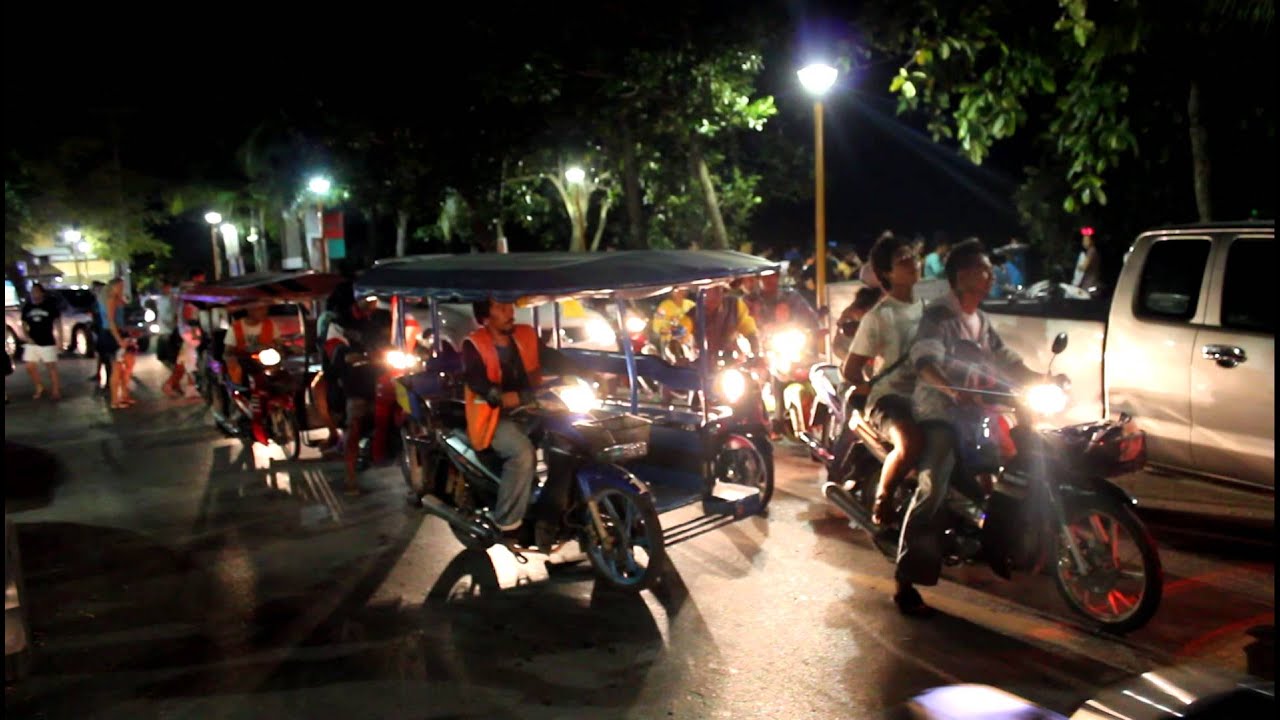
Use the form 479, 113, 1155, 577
205, 211, 224, 279
63, 229, 82, 244
308, 176, 332, 194
307, 175, 333, 271
564, 166, 586, 184
76, 240, 90, 254
797, 62, 838, 357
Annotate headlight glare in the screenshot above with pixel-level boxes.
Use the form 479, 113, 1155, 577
625, 315, 647, 335
144, 308, 157, 322
1025, 383, 1068, 416
257, 348, 282, 367
585, 318, 617, 346
384, 349, 419, 370
555, 379, 600, 413
718, 368, 747, 403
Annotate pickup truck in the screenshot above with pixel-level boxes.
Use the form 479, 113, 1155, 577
985, 221, 1274, 491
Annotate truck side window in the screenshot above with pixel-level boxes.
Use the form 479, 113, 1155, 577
1135, 239, 1210, 321
1221, 239, 1274, 334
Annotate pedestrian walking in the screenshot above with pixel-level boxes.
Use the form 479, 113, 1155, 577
20, 283, 63, 401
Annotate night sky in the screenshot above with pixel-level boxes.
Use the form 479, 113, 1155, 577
6, 1, 1272, 268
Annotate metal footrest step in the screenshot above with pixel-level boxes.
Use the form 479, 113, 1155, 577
702, 482, 762, 519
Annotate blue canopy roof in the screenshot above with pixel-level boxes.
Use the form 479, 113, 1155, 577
355, 250, 780, 302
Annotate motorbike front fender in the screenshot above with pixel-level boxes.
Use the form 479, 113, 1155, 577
576, 462, 649, 500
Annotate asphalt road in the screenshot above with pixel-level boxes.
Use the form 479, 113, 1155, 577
4, 356, 1275, 719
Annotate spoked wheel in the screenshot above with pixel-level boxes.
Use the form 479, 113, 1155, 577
269, 406, 301, 461
583, 488, 665, 592
1053, 499, 1162, 633
713, 435, 774, 511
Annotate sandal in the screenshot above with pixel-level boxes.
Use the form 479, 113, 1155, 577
33, 385, 45, 400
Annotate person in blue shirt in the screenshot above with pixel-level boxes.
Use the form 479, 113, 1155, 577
989, 255, 1025, 298
922, 237, 950, 280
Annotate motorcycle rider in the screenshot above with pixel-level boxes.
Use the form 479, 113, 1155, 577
896, 238, 1066, 617
840, 234, 925, 527
751, 273, 819, 332
224, 304, 277, 387
700, 284, 760, 357
462, 297, 576, 546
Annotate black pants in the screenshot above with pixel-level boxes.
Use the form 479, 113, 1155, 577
895, 421, 957, 587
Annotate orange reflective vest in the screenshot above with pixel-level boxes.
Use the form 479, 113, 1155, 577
463, 325, 541, 450
232, 318, 276, 349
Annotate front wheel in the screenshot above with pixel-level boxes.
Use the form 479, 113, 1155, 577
1053, 498, 1162, 634
713, 435, 774, 511
269, 405, 301, 460
584, 488, 665, 592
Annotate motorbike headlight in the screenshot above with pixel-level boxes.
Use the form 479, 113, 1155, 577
144, 308, 156, 323
554, 379, 600, 414
149, 323, 161, 334
1025, 383, 1068, 416
257, 348, 282, 367
585, 318, 617, 346
717, 368, 747, 403
384, 349, 420, 371
625, 315, 647, 335
769, 328, 807, 356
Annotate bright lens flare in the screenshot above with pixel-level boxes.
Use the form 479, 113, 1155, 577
384, 350, 418, 370
556, 380, 599, 413
585, 317, 617, 346
625, 315, 647, 334
1026, 383, 1068, 415
257, 348, 282, 367
768, 327, 808, 373
144, 308, 157, 322
718, 368, 747, 403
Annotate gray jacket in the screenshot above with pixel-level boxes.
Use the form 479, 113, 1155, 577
910, 292, 1026, 423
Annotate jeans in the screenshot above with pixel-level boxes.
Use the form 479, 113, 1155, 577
895, 421, 957, 586
489, 418, 535, 531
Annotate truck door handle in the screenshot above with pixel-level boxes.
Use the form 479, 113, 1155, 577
1202, 344, 1246, 368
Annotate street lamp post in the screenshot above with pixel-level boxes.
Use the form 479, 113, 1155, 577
308, 176, 332, 272
797, 62, 838, 357
204, 211, 224, 280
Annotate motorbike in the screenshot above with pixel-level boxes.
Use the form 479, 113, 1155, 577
220, 344, 306, 460
821, 332, 1163, 633
760, 324, 818, 440
342, 346, 420, 471
399, 373, 666, 592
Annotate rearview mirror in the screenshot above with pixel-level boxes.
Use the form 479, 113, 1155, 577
1051, 332, 1068, 355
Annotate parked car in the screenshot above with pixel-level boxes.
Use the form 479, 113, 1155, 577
984, 221, 1274, 490
4, 287, 154, 358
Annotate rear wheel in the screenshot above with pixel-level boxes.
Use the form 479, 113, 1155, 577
73, 327, 93, 357
584, 488, 665, 592
1053, 498, 1162, 634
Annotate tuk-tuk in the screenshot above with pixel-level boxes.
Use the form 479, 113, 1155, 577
357, 250, 779, 524
180, 271, 345, 457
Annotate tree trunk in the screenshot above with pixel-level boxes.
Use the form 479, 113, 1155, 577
395, 209, 409, 257
591, 197, 613, 251
1188, 79, 1212, 223
620, 121, 646, 249
691, 141, 729, 250
254, 207, 269, 271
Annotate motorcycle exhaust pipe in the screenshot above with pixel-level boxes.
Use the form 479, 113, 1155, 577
822, 481, 873, 532
419, 495, 498, 544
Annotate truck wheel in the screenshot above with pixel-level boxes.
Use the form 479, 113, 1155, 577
73, 327, 93, 357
